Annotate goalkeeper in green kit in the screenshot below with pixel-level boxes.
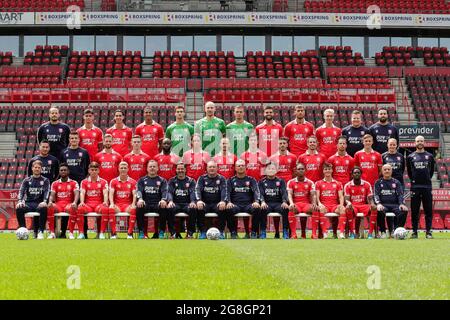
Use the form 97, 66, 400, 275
226, 105, 254, 156
165, 106, 194, 157
194, 101, 226, 157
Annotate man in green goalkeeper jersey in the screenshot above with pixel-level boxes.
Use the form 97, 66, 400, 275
226, 105, 254, 156
165, 106, 194, 157
194, 101, 226, 156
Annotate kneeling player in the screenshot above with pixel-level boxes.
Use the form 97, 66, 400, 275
109, 162, 137, 239
47, 164, 79, 239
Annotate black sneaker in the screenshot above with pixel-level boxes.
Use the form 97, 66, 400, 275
426, 232, 433, 239
410, 232, 418, 239
274, 232, 280, 239
244, 233, 250, 239
175, 233, 182, 239
231, 232, 238, 239
59, 233, 66, 239
151, 232, 159, 239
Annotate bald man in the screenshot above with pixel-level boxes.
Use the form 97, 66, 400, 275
194, 101, 226, 157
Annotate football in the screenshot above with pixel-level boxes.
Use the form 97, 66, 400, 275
15, 227, 29, 240
206, 227, 221, 240
393, 227, 408, 240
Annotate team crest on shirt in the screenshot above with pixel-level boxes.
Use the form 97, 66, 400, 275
156, 181, 161, 186
425, 155, 429, 160
79, 152, 83, 157
345, 160, 349, 164
287, 159, 291, 163
397, 157, 401, 161
46, 129, 49, 133
97, 183, 101, 188
215, 123, 219, 128
127, 184, 131, 189
48, 160, 52, 165
246, 181, 250, 186
333, 184, 336, 188
216, 180, 220, 185
388, 130, 392, 134
372, 156, 375, 160
392, 183, 396, 188
234, 182, 237, 186
276, 181, 280, 186
58, 186, 62, 190
40, 181, 44, 185
59, 128, 63, 133
185, 183, 190, 188
153, 128, 157, 132
361, 131, 364, 135
67, 185, 71, 190
352, 189, 354, 194
123, 132, 126, 137
141, 158, 145, 162
380, 184, 383, 187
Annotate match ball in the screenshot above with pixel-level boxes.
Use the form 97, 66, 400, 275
206, 227, 220, 240
16, 227, 29, 240
393, 227, 408, 240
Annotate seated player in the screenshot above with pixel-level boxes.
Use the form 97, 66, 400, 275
259, 162, 290, 239
182, 133, 211, 181
109, 162, 137, 239
344, 167, 377, 239
136, 160, 170, 239
167, 163, 197, 239
16, 160, 50, 239
287, 163, 318, 239
315, 163, 345, 239
77, 162, 110, 240
47, 164, 79, 239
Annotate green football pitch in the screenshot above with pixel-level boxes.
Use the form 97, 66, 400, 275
0, 232, 448, 300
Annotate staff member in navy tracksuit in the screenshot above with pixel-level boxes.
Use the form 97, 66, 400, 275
342, 110, 369, 157
369, 108, 399, 155
382, 138, 405, 186
27, 140, 60, 183
16, 160, 50, 239
406, 135, 435, 239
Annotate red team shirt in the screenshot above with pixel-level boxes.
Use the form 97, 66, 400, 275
123, 151, 151, 182
110, 177, 137, 205
297, 151, 327, 182
81, 177, 108, 205
77, 125, 103, 161
327, 153, 355, 186
344, 180, 373, 205
255, 121, 284, 157
269, 152, 297, 182
287, 177, 315, 204
283, 120, 315, 157
135, 122, 164, 159
240, 150, 269, 181
315, 179, 342, 207
315, 124, 342, 159
354, 150, 382, 186
106, 125, 133, 157
94, 150, 123, 183
213, 153, 237, 179
182, 150, 211, 181
51, 179, 79, 205
153, 153, 180, 181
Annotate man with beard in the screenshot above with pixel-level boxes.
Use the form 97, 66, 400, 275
194, 101, 226, 157
28, 140, 59, 183
328, 136, 355, 187
342, 110, 369, 157
106, 110, 133, 157
94, 134, 123, 183
255, 105, 283, 158
283, 104, 315, 158
297, 135, 327, 183
154, 138, 180, 181
369, 108, 399, 155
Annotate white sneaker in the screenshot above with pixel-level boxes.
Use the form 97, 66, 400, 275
323, 232, 328, 239
127, 235, 133, 239
110, 235, 117, 239
380, 232, 387, 239
339, 232, 345, 239
77, 233, 85, 240
37, 232, 44, 240
68, 232, 75, 240
47, 233, 55, 239
99, 233, 105, 240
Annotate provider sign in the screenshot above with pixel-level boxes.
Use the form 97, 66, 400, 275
396, 122, 441, 148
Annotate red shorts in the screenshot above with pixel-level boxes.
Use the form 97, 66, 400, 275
322, 204, 340, 214
80, 202, 107, 215
50, 202, 73, 215
294, 202, 313, 213
114, 203, 133, 214
349, 204, 372, 217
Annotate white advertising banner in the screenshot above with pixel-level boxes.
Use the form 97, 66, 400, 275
0, 12, 34, 25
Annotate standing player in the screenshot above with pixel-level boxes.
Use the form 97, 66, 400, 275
47, 164, 79, 239
382, 138, 405, 186
406, 135, 435, 239
369, 108, 399, 155
315, 163, 345, 239
106, 110, 133, 157
182, 133, 211, 181
77, 108, 103, 161
60, 131, 90, 185
315, 109, 342, 160
342, 110, 369, 157
16, 161, 50, 239
153, 138, 180, 181
135, 106, 165, 159
136, 160, 170, 239
37, 106, 71, 161
283, 104, 315, 157
109, 162, 137, 239
94, 134, 122, 183
287, 163, 318, 239
344, 167, 377, 239
297, 135, 327, 183
194, 101, 226, 157
226, 160, 261, 239
259, 163, 290, 239
328, 136, 355, 187
226, 105, 254, 156
240, 132, 269, 181
77, 162, 109, 240
354, 134, 382, 187
165, 106, 194, 157
27, 140, 59, 183
213, 137, 237, 180
255, 105, 283, 158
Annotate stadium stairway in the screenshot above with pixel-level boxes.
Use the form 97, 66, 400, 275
391, 78, 418, 125
185, 91, 203, 123
235, 58, 248, 78
443, 134, 450, 158
141, 57, 153, 78
0, 133, 16, 158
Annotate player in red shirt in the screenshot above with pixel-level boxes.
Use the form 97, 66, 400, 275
109, 162, 137, 239
354, 134, 382, 186
135, 106, 164, 159
153, 138, 180, 181
105, 109, 133, 157
213, 137, 237, 180
328, 136, 355, 186
94, 134, 122, 183
77, 162, 110, 239
315, 109, 342, 159
123, 135, 151, 182
315, 163, 345, 239
344, 167, 377, 239
255, 105, 283, 157
240, 132, 269, 181
287, 162, 319, 239
269, 137, 297, 183
47, 164, 79, 239
297, 135, 327, 182
77, 108, 103, 161
283, 104, 315, 157
182, 133, 211, 181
